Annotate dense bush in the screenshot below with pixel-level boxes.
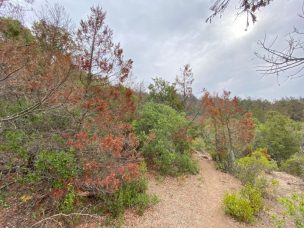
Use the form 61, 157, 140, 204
224, 192, 254, 223
224, 185, 264, 223
134, 102, 198, 176
34, 149, 79, 181
255, 111, 302, 163
236, 148, 277, 185
240, 185, 264, 215
97, 164, 158, 217
281, 153, 304, 178
102, 178, 158, 217
0, 18, 34, 43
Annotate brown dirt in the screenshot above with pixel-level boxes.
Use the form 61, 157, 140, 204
268, 171, 304, 197
123, 154, 272, 228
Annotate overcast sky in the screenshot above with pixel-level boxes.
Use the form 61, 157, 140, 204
31, 0, 304, 99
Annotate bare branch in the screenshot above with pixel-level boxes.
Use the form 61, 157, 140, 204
207, 0, 272, 26
256, 33, 304, 79
0, 66, 72, 122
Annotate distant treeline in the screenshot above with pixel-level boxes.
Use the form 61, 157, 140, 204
239, 98, 304, 122
181, 96, 304, 123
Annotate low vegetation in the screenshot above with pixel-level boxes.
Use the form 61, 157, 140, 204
273, 193, 304, 228
224, 185, 264, 223
236, 148, 277, 185
281, 153, 304, 178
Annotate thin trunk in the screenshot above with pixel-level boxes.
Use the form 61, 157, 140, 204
226, 119, 235, 170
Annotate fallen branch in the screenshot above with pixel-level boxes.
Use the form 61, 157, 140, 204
30, 213, 103, 227
0, 180, 16, 191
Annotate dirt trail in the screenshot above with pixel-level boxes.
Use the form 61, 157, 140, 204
124, 155, 271, 228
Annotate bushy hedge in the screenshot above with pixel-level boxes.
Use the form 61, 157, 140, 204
134, 102, 198, 176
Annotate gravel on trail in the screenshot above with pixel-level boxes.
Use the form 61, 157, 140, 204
123, 155, 272, 228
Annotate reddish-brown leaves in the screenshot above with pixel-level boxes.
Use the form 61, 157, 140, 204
202, 90, 255, 153
77, 160, 140, 193
50, 188, 65, 200
76, 6, 132, 84
101, 134, 124, 157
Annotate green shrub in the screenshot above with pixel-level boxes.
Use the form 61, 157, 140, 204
274, 193, 304, 228
236, 148, 277, 185
35, 149, 79, 181
282, 153, 304, 178
191, 137, 206, 151
255, 111, 302, 163
60, 184, 77, 213
147, 78, 184, 111
175, 154, 199, 174
224, 192, 255, 223
100, 177, 158, 217
0, 129, 28, 159
131, 193, 159, 215
0, 191, 9, 208
134, 102, 198, 176
240, 185, 264, 215
223, 185, 264, 223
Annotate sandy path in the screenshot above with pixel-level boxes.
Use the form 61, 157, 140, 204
124, 156, 271, 228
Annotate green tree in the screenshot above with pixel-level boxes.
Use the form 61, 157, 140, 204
134, 102, 198, 176
255, 111, 302, 163
147, 78, 184, 112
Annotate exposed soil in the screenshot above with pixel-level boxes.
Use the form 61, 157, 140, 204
123, 153, 272, 228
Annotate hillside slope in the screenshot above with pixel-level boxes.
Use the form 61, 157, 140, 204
124, 155, 272, 228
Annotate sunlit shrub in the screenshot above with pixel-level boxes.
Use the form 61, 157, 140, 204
224, 185, 264, 223
240, 185, 264, 215
224, 192, 254, 223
